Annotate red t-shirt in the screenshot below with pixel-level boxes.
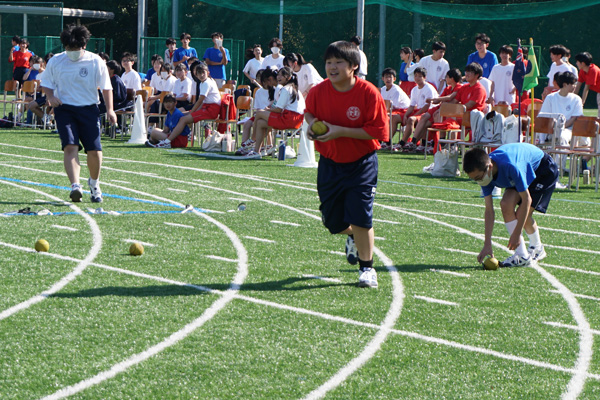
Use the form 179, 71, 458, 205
578, 63, 600, 93
455, 82, 487, 111
10, 50, 32, 69
306, 78, 389, 163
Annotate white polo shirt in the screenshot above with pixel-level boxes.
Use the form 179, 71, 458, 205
41, 51, 111, 106
198, 78, 222, 105
273, 85, 305, 114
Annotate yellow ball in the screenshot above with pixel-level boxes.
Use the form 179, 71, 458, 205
483, 256, 499, 271
35, 239, 49, 252
312, 121, 329, 136
129, 242, 144, 256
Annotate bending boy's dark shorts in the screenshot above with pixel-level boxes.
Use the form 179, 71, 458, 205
54, 104, 102, 152
518, 153, 559, 213
318, 151, 378, 234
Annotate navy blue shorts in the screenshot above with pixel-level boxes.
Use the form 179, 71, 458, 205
54, 104, 102, 152
34, 95, 47, 107
318, 151, 378, 234
518, 153, 559, 213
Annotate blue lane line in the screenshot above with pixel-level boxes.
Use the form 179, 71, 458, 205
0, 176, 211, 212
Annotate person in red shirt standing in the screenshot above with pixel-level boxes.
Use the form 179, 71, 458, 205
305, 41, 389, 288
9, 38, 33, 86
574, 52, 600, 117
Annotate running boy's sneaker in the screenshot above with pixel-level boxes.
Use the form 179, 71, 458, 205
528, 245, 547, 261
500, 253, 531, 268
358, 267, 378, 288
345, 235, 359, 265
88, 178, 103, 203
69, 183, 83, 203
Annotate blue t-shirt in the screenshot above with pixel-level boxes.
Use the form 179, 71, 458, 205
398, 61, 413, 82
26, 69, 39, 81
466, 51, 498, 78
173, 47, 198, 68
166, 108, 190, 137
146, 68, 155, 81
203, 47, 231, 80
481, 143, 544, 196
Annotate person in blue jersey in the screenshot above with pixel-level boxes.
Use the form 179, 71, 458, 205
466, 33, 498, 79
463, 143, 559, 268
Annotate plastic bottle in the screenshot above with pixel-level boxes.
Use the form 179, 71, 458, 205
583, 169, 590, 185
278, 140, 285, 160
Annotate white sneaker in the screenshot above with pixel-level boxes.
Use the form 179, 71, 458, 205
528, 245, 547, 261
500, 253, 531, 268
155, 140, 171, 148
88, 178, 103, 203
345, 235, 358, 265
358, 267, 378, 288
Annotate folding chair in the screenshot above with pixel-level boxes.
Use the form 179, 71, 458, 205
14, 80, 38, 126
493, 103, 510, 117
145, 91, 172, 130
567, 118, 600, 191
220, 83, 235, 93
425, 103, 466, 159
0, 80, 20, 121
110, 88, 136, 139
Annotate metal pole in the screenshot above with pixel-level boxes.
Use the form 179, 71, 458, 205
378, 4, 385, 87
23, 13, 28, 37
279, 0, 283, 41
172, 0, 179, 38
137, 0, 147, 71
357, 0, 364, 49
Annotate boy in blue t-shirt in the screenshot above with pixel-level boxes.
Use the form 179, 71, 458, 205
145, 94, 190, 148
463, 144, 559, 268
203, 32, 230, 88
466, 33, 498, 79
173, 32, 197, 69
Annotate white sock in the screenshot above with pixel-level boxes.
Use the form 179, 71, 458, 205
527, 229, 541, 248
89, 178, 99, 188
71, 182, 81, 189
505, 220, 528, 257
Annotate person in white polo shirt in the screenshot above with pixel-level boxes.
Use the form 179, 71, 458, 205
42, 25, 116, 203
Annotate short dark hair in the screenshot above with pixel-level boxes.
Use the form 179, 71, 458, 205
150, 54, 161, 62
446, 68, 462, 82
475, 33, 490, 44
284, 53, 308, 67
162, 62, 173, 72
400, 46, 412, 56
106, 60, 121, 75
19, 38, 29, 46
60, 25, 91, 49
12, 35, 20, 43
555, 71, 577, 87
414, 66, 427, 78
350, 35, 361, 46
414, 48, 425, 59
463, 148, 489, 173
210, 32, 223, 40
382, 67, 397, 78
575, 52, 593, 66
432, 41, 446, 52
465, 62, 483, 78
121, 52, 137, 63
180, 32, 191, 40
98, 52, 110, 62
163, 94, 176, 103
549, 45, 567, 57
268, 38, 282, 48
324, 41, 360, 75
499, 45, 513, 57
166, 37, 176, 46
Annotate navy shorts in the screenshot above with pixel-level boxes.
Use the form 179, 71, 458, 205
54, 104, 102, 152
518, 153, 559, 213
34, 95, 47, 107
318, 151, 378, 234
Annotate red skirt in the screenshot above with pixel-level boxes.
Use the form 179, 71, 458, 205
191, 102, 220, 123
268, 110, 304, 130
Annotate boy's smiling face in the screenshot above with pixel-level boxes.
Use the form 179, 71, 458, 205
325, 57, 357, 89
382, 73, 395, 87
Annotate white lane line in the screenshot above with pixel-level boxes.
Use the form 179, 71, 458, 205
163, 222, 194, 229
302, 249, 404, 400
250, 187, 273, 191
302, 274, 343, 283
298, 207, 320, 213
166, 188, 188, 193
51, 225, 78, 232
377, 204, 592, 400
491, 235, 600, 256
228, 197, 251, 202
328, 250, 346, 256
108, 179, 130, 184
414, 295, 459, 307
550, 290, 600, 302
42, 182, 249, 400
270, 220, 301, 227
192, 179, 213, 183
430, 269, 471, 278
123, 239, 156, 247
3, 240, 600, 383
0, 151, 62, 163
243, 236, 275, 243
205, 255, 237, 263
0, 181, 101, 322
544, 322, 600, 336
374, 236, 385, 241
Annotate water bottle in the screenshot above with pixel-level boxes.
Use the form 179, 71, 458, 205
204, 124, 211, 138
278, 140, 285, 160
583, 169, 590, 185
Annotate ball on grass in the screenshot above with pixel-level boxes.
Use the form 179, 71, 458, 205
35, 239, 49, 252
483, 255, 499, 270
129, 242, 144, 256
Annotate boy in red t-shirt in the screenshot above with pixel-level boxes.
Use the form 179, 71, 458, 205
305, 41, 389, 288
574, 52, 600, 117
